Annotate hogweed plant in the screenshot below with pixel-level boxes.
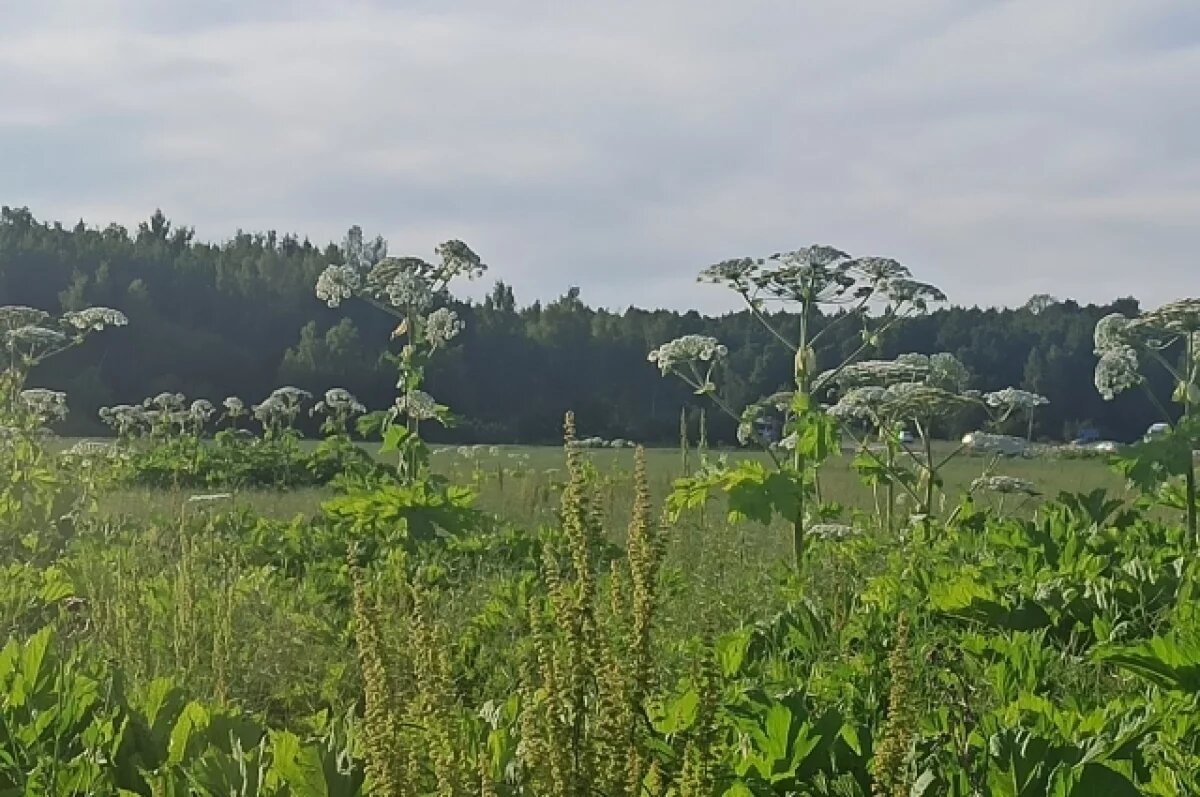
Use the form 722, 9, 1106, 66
98, 385, 381, 489
316, 226, 485, 482
652, 246, 945, 569
1093, 298, 1200, 540
823, 352, 1044, 530
0, 304, 126, 559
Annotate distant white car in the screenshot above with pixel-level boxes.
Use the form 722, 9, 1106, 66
1145, 422, 1170, 441
1090, 440, 1119, 454
898, 430, 914, 444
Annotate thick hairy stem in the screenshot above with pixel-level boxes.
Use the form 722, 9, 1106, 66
918, 421, 935, 519
885, 442, 896, 534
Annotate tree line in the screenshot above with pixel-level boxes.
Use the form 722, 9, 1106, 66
0, 207, 1163, 444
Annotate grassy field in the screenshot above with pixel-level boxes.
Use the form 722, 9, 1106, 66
88, 441, 1130, 639
97, 442, 1128, 526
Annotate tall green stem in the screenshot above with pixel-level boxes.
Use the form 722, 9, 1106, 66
918, 420, 935, 518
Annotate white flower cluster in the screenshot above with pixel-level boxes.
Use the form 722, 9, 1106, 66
189, 399, 215, 423
147, 392, 186, 412
875, 381, 976, 422
1092, 300, 1200, 402
223, 396, 246, 416
434, 240, 487, 281
20, 388, 69, 424
315, 265, 361, 308
0, 306, 50, 331
826, 386, 886, 422
62, 307, 128, 332
971, 475, 1039, 496
394, 389, 439, 421
385, 272, 434, 312
819, 353, 934, 391
927, 352, 971, 392
424, 308, 463, 348
63, 439, 122, 464
99, 404, 147, 436
647, 335, 728, 376
698, 247, 945, 312
253, 386, 312, 425
4, 325, 67, 353
1093, 313, 1134, 351
1094, 345, 1142, 401
312, 387, 367, 417
983, 387, 1049, 412
1139, 298, 1200, 334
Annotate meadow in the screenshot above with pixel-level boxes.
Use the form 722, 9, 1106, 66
3, 253, 1199, 795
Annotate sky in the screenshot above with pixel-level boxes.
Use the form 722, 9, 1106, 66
1, 1, 1197, 314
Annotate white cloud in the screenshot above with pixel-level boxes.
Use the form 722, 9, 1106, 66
0, 0, 1197, 313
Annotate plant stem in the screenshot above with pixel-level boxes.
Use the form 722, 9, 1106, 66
919, 420, 935, 518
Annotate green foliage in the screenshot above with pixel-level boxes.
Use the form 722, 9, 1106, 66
0, 207, 1167, 445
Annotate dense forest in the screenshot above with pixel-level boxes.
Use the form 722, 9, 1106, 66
0, 206, 1164, 443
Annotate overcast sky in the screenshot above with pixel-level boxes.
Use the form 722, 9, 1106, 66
1, 1, 1197, 314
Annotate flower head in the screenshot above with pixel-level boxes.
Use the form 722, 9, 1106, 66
223, 396, 245, 416
697, 257, 762, 290
62, 307, 128, 332
424, 307, 463, 347
21, 388, 69, 424
189, 399, 215, 423
146, 392, 186, 412
827, 386, 886, 422
647, 335, 728, 376
984, 387, 1049, 412
1094, 313, 1134, 352
315, 264, 361, 308
312, 387, 366, 417
1137, 298, 1200, 335
928, 353, 970, 392
99, 404, 146, 435
4, 325, 68, 357
394, 389, 440, 421
384, 271, 434, 312
435, 240, 487, 280
0, 306, 50, 331
878, 382, 976, 422
1094, 344, 1142, 400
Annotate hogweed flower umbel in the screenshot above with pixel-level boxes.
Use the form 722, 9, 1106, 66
315, 265, 361, 308
424, 308, 463, 348
1094, 345, 1142, 400
20, 388, 69, 424
984, 387, 1049, 412
647, 335, 728, 377
62, 307, 128, 332
394, 390, 440, 422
